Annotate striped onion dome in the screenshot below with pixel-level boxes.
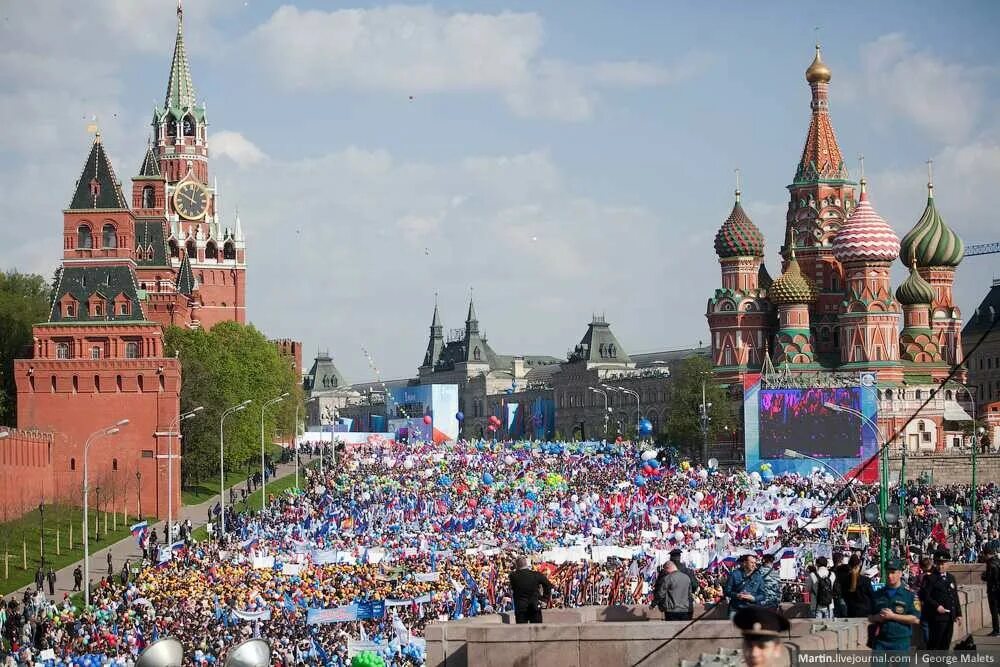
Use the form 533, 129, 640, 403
714, 195, 765, 259
770, 246, 817, 305
899, 186, 964, 268
832, 180, 900, 263
895, 257, 936, 306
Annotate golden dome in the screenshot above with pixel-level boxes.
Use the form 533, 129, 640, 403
805, 44, 831, 84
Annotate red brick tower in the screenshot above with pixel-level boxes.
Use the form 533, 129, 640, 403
157, 2, 246, 329
783, 45, 857, 355
14, 136, 181, 519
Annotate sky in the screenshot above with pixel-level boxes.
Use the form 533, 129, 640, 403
1, 1, 999, 382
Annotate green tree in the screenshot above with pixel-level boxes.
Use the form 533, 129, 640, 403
164, 322, 302, 485
0, 271, 52, 424
664, 356, 735, 460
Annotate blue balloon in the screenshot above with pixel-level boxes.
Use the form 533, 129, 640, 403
679, 513, 689, 523
482, 473, 494, 485
638, 418, 653, 436
633, 475, 646, 487
525, 490, 538, 501
648, 459, 660, 469
456, 411, 465, 422
689, 479, 698, 488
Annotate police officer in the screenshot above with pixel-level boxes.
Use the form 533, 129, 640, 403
868, 559, 919, 652
924, 549, 962, 650
732, 606, 789, 667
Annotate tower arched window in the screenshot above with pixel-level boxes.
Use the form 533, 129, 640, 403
102, 223, 117, 249
473, 346, 481, 361
205, 241, 218, 260
78, 225, 93, 249
183, 115, 196, 137
166, 117, 177, 137
70, 458, 76, 471
186, 240, 196, 258
169, 239, 179, 258
223, 242, 236, 260
112, 458, 118, 471
142, 186, 155, 209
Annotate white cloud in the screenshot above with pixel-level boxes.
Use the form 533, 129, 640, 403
211, 131, 267, 167
858, 34, 984, 144
248, 5, 706, 121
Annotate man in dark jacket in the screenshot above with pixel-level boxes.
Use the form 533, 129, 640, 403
724, 555, 767, 618
924, 549, 962, 649
983, 547, 1000, 636
509, 556, 553, 624
669, 548, 697, 620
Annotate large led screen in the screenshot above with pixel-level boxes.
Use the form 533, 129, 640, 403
758, 387, 862, 459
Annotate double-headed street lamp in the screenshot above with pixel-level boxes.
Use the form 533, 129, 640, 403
614, 387, 640, 436
166, 406, 203, 541
588, 387, 609, 439
294, 397, 318, 491
825, 401, 891, 580
220, 400, 252, 536
948, 381, 980, 522
261, 393, 290, 509
83, 419, 129, 607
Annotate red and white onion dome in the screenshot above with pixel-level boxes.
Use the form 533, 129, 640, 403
832, 180, 900, 263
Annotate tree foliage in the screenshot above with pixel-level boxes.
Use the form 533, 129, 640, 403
665, 356, 735, 458
164, 322, 302, 485
0, 271, 52, 424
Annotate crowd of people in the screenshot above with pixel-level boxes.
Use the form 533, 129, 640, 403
3, 437, 1000, 665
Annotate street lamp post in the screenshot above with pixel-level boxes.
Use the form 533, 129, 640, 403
617, 387, 640, 437
83, 419, 129, 608
588, 387, 608, 440
297, 397, 319, 490
220, 400, 252, 536
94, 488, 101, 542
38, 502, 44, 569
825, 401, 890, 580
135, 471, 141, 520
261, 393, 290, 509
699, 379, 712, 465
166, 407, 203, 542
949, 381, 979, 522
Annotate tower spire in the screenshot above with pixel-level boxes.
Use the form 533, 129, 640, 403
926, 158, 934, 198
734, 168, 742, 203
794, 44, 846, 184
165, 0, 196, 110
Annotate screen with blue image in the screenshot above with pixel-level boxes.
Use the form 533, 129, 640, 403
759, 387, 862, 459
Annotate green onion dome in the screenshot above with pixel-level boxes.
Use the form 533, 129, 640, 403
770, 246, 817, 305
895, 257, 936, 306
714, 195, 765, 259
899, 185, 964, 268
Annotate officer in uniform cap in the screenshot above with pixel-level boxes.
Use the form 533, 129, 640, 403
732, 605, 789, 667
924, 549, 962, 649
868, 559, 919, 652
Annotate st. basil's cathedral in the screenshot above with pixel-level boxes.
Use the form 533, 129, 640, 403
3, 4, 248, 519
706, 46, 969, 455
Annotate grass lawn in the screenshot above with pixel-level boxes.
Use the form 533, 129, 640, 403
190, 460, 317, 542
0, 505, 133, 595
181, 445, 285, 506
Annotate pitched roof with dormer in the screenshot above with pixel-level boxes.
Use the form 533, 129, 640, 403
68, 135, 129, 211
48, 266, 146, 323
568, 315, 631, 365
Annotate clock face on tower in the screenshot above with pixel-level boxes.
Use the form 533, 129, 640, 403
173, 181, 209, 220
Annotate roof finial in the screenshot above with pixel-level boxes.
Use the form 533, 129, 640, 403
788, 228, 797, 260
858, 153, 867, 196
926, 158, 934, 198
734, 168, 742, 203
177, 0, 183, 20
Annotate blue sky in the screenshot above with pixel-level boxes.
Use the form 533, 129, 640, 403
1, 1, 998, 381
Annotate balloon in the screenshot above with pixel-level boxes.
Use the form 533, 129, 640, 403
698, 469, 709, 480
504, 454, 516, 466
673, 530, 684, 541
488, 425, 496, 432
633, 475, 646, 487
678, 513, 689, 524
688, 479, 698, 488
403, 458, 414, 470
482, 473, 494, 485
638, 419, 653, 436
749, 471, 762, 482
648, 459, 660, 469
641, 450, 657, 461
352, 652, 385, 667
694, 491, 705, 503
423, 415, 432, 425
456, 411, 465, 422
642, 465, 653, 475
680, 461, 690, 471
